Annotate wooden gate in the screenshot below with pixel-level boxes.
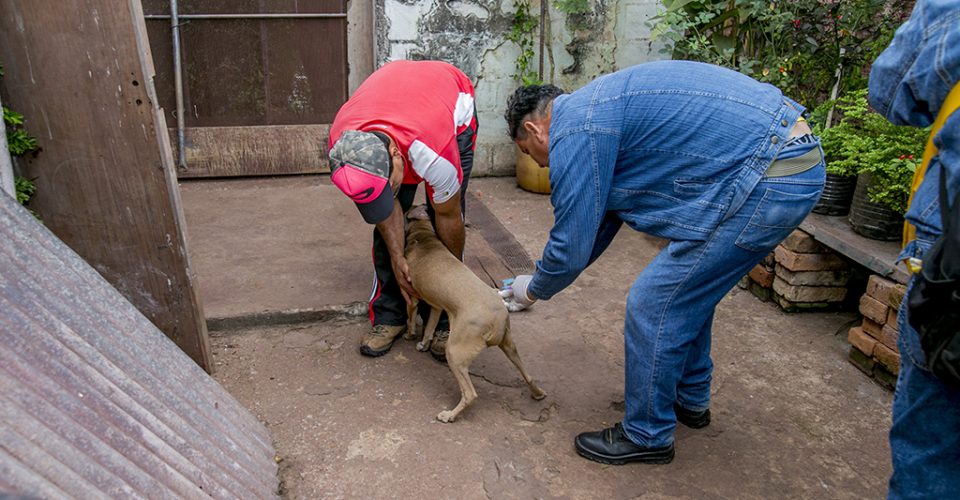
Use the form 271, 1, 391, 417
141, 0, 348, 177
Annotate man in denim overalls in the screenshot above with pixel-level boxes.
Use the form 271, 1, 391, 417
500, 61, 826, 464
868, 1, 960, 497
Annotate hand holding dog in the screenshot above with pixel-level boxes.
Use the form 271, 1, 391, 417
499, 274, 537, 312
391, 256, 419, 305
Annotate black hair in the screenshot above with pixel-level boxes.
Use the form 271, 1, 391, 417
504, 84, 565, 140
369, 130, 391, 149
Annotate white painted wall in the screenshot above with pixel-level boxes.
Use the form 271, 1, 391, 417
372, 0, 666, 176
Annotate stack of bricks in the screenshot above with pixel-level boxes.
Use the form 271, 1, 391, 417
740, 230, 851, 312
847, 275, 907, 390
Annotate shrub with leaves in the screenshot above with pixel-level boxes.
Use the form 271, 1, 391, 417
817, 89, 928, 214
2, 64, 40, 212
14, 175, 36, 205
5, 106, 38, 156
649, 0, 909, 118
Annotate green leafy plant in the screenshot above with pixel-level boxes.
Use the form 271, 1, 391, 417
554, 0, 591, 29
5, 107, 39, 156
2, 63, 41, 213
506, 0, 542, 86
817, 89, 928, 214
554, 0, 589, 13
649, 0, 909, 120
14, 175, 36, 205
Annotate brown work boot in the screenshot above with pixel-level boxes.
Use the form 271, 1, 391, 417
360, 324, 406, 357
430, 330, 449, 363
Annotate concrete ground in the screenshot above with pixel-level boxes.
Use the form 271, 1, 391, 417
180, 176, 893, 499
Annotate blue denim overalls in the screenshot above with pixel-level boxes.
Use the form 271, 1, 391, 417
526, 60, 825, 448
868, 1, 960, 497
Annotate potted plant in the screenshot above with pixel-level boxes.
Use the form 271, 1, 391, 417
813, 98, 860, 216
817, 89, 928, 240
507, 0, 551, 194
647, 0, 910, 218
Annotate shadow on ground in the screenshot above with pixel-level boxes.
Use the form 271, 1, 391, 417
182, 176, 892, 499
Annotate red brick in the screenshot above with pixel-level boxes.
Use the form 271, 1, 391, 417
848, 326, 877, 357
780, 230, 825, 253
866, 275, 899, 306
773, 277, 847, 302
859, 294, 889, 324
749, 264, 775, 288
761, 252, 776, 268
887, 284, 907, 310
849, 346, 877, 375
774, 245, 848, 272
874, 343, 901, 375
775, 264, 850, 287
872, 365, 898, 391
886, 307, 898, 327
861, 318, 884, 339
879, 323, 899, 351
773, 294, 843, 312
749, 281, 773, 302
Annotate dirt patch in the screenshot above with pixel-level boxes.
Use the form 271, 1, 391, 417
212, 292, 891, 498
203, 177, 893, 498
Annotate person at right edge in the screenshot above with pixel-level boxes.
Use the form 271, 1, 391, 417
867, 1, 960, 498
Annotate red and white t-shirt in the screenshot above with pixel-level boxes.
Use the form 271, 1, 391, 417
329, 60, 477, 204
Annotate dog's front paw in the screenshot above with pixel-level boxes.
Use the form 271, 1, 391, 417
436, 410, 457, 423
416, 341, 430, 352
530, 387, 547, 400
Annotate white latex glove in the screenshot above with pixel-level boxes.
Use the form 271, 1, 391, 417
499, 274, 537, 312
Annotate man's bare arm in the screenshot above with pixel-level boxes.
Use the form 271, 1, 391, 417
375, 200, 418, 303
432, 192, 465, 260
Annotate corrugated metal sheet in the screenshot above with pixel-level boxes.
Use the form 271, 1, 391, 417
0, 193, 279, 498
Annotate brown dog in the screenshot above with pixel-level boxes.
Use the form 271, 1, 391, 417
404, 216, 546, 422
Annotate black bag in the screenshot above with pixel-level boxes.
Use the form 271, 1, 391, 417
907, 170, 960, 386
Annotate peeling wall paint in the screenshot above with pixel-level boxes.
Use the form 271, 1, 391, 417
373, 0, 667, 176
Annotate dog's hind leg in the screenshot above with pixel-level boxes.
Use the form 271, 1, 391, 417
498, 320, 547, 400
437, 333, 485, 422
416, 306, 442, 352
404, 299, 420, 340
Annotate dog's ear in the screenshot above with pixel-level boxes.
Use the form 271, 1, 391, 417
406, 204, 430, 221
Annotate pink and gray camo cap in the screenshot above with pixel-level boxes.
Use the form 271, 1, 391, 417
328, 130, 396, 224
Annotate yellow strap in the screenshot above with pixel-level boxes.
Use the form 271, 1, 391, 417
903, 82, 960, 247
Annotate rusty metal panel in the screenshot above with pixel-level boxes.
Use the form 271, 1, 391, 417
173, 124, 331, 177
0, 193, 279, 498
0, 0, 211, 367
142, 0, 348, 127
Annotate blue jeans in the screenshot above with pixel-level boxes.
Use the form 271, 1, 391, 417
621, 157, 825, 447
888, 276, 960, 499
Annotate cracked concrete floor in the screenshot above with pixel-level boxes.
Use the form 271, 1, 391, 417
199, 177, 893, 499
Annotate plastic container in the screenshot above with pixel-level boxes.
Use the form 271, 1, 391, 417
812, 173, 857, 216
848, 173, 904, 241
516, 148, 551, 194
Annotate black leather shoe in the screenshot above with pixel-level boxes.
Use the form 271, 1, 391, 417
574, 423, 675, 465
674, 403, 711, 429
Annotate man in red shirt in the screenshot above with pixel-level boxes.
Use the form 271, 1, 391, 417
327, 60, 478, 360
